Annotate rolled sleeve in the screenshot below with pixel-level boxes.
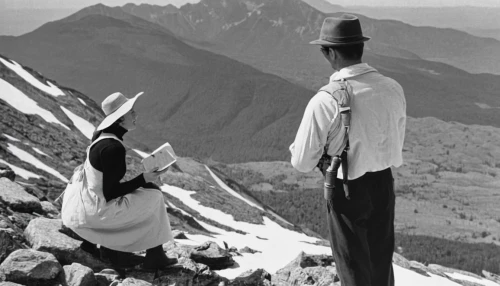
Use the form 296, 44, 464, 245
290, 92, 338, 173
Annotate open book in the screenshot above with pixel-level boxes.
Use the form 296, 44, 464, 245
142, 142, 177, 172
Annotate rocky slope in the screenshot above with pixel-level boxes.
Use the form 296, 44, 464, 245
1, 55, 499, 286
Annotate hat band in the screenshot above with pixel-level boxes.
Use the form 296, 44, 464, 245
321, 34, 365, 42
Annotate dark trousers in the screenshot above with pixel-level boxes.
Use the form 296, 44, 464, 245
326, 168, 395, 286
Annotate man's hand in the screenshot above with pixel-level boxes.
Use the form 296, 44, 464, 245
143, 167, 169, 183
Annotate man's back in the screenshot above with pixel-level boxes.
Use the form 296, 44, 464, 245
343, 68, 406, 180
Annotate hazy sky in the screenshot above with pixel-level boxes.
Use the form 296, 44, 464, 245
2, 0, 500, 10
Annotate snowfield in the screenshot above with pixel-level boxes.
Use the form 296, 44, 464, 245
60, 106, 95, 140
6, 143, 68, 183
0, 159, 42, 180
0, 57, 65, 97
0, 79, 70, 130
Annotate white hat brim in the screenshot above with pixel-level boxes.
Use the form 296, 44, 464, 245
95, 92, 144, 131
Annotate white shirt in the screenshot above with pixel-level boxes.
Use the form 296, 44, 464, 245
290, 63, 406, 179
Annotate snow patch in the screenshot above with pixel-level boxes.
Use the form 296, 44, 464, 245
222, 17, 247, 30
270, 17, 283, 27
475, 102, 500, 109
160, 184, 328, 279
7, 143, 68, 183
32, 147, 51, 157
417, 67, 440, 75
205, 165, 263, 210
60, 106, 95, 140
0, 57, 65, 97
77, 98, 87, 106
0, 79, 71, 130
445, 272, 499, 286
2, 133, 20, 142
394, 265, 462, 286
0, 159, 42, 180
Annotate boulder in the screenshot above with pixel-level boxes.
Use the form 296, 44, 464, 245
172, 230, 188, 239
24, 218, 108, 271
0, 249, 62, 286
124, 257, 227, 286
0, 164, 15, 182
230, 269, 272, 286
0, 228, 24, 264
273, 252, 339, 286
392, 252, 411, 269
239, 247, 261, 254
190, 241, 234, 270
482, 270, 500, 284
0, 282, 24, 286
0, 178, 42, 213
408, 261, 431, 277
40, 201, 59, 217
121, 278, 152, 286
18, 183, 47, 201
60, 263, 97, 286
95, 269, 120, 286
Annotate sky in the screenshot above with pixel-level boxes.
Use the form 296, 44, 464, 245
2, 0, 500, 9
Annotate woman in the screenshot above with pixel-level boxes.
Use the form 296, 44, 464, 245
62, 91, 177, 269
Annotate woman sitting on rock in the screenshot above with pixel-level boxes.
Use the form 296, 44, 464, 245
61, 91, 177, 269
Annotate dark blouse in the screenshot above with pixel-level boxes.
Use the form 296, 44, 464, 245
89, 124, 146, 202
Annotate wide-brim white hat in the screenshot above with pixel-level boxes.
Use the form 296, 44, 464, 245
96, 91, 144, 131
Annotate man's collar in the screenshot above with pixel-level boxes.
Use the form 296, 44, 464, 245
330, 63, 377, 82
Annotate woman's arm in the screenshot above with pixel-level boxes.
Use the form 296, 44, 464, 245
100, 143, 146, 202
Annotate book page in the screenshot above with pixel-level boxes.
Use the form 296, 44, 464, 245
142, 142, 177, 172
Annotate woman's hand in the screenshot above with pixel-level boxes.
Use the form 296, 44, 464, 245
143, 167, 169, 183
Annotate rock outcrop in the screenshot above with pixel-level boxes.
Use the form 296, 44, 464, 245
0, 249, 62, 286
0, 179, 42, 214
0, 165, 15, 182
273, 252, 339, 286
24, 218, 108, 271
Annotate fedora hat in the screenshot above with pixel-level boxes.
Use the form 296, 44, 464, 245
96, 91, 144, 131
310, 14, 370, 46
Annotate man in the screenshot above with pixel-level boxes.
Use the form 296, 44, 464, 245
290, 14, 406, 286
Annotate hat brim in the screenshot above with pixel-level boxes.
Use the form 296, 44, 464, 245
96, 92, 144, 131
309, 36, 370, 46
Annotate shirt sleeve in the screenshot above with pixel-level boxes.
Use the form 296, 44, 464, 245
100, 143, 146, 202
290, 91, 338, 173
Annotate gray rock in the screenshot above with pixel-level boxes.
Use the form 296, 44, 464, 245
24, 218, 108, 271
124, 257, 227, 286
239, 247, 261, 254
0, 228, 24, 264
0, 178, 42, 213
172, 230, 188, 239
0, 249, 62, 286
40, 201, 59, 217
121, 278, 152, 286
392, 252, 411, 269
0, 164, 15, 182
60, 263, 97, 286
95, 269, 120, 286
190, 241, 234, 270
230, 269, 272, 286
408, 261, 431, 277
482, 270, 500, 284
0, 282, 24, 286
273, 252, 339, 286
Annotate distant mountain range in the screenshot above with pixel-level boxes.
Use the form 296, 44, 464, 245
345, 6, 500, 41
0, 7, 313, 163
1, 1, 500, 164
119, 0, 500, 76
